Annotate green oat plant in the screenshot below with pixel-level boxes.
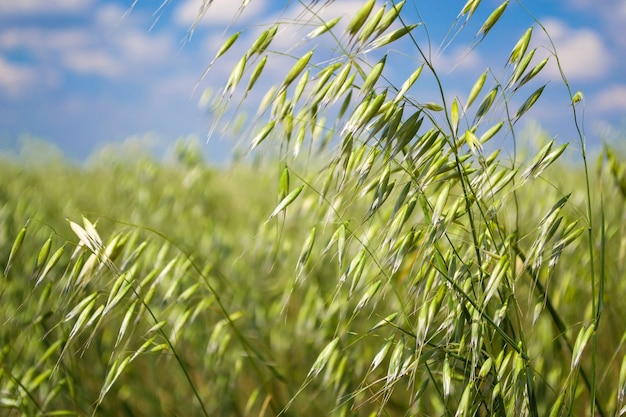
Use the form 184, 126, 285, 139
200, 0, 625, 415
2, 1, 626, 417
0, 144, 292, 416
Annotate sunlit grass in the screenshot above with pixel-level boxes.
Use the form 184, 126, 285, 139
2, 0, 626, 416
1, 135, 625, 416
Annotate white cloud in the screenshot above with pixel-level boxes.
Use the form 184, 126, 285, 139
0, 57, 36, 96
537, 19, 612, 82
569, 0, 626, 42
431, 47, 482, 74
62, 49, 121, 77
12, 27, 92, 54
95, 2, 130, 27
0, 27, 123, 77
592, 85, 626, 113
0, 27, 45, 50
117, 30, 174, 64
0, 0, 93, 15
596, 0, 626, 17
0, 3, 175, 82
173, 0, 269, 27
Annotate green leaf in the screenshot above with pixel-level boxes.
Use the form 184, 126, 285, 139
371, 23, 419, 50
464, 130, 482, 154
308, 337, 340, 378
297, 226, 317, 278
392, 110, 422, 151
479, 357, 493, 378
5, 226, 26, 276
459, 0, 481, 20
65, 292, 98, 323
258, 85, 277, 114
618, 354, 626, 400
509, 27, 533, 64
279, 166, 290, 200
432, 183, 450, 222
226, 54, 247, 96
35, 245, 64, 287
293, 68, 310, 103
424, 102, 443, 112
571, 325, 594, 369
479, 121, 504, 144
245, 55, 267, 95
484, 256, 509, 304
477, 1, 508, 38
466, 70, 487, 110
361, 56, 386, 94
358, 5, 385, 44
68, 297, 97, 341
311, 63, 342, 97
394, 65, 423, 103
387, 337, 405, 381
510, 48, 535, 86
549, 392, 566, 417
515, 57, 548, 90
357, 90, 387, 129
147, 321, 167, 334
346, 0, 376, 36
268, 185, 304, 220
369, 313, 398, 332
33, 237, 52, 276
376, 0, 406, 35
354, 280, 381, 313
382, 104, 405, 145
443, 356, 451, 398
283, 112, 294, 141
514, 85, 545, 120
214, 31, 241, 60
522, 140, 568, 180
27, 369, 53, 392
325, 63, 352, 102
456, 381, 474, 417
249, 24, 278, 56
307, 17, 341, 39
369, 338, 393, 372
99, 356, 132, 404
281, 50, 314, 90
324, 223, 347, 268
450, 98, 460, 134
103, 274, 133, 316
392, 182, 411, 217
251, 120, 276, 149
293, 124, 306, 157
115, 301, 137, 349
475, 87, 498, 121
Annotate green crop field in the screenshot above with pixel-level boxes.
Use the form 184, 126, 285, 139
2, 1, 626, 416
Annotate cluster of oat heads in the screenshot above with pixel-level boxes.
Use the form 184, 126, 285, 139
2, 1, 625, 416
0, 158, 294, 416
206, 0, 616, 415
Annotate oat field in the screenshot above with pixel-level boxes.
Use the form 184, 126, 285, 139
2, 1, 626, 416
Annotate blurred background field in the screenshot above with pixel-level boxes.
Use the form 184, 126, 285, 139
3, 0, 626, 415
1, 135, 625, 416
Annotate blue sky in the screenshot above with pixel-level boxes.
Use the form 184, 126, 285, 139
1, 0, 624, 162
